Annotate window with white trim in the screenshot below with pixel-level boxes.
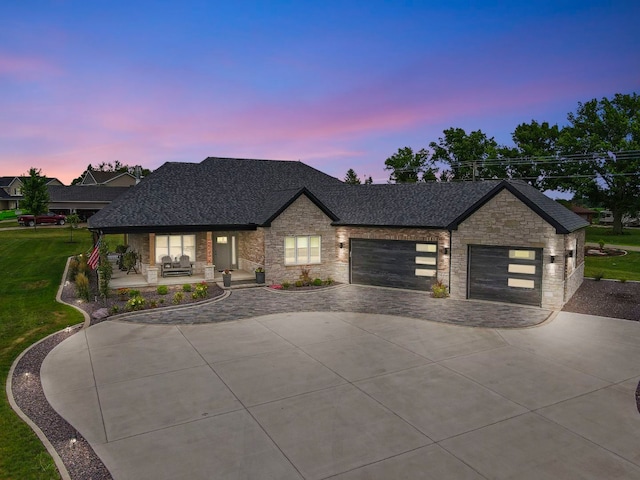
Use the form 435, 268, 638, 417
285, 235, 321, 265
156, 234, 196, 263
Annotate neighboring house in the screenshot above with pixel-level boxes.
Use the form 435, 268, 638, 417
47, 185, 132, 220
0, 176, 64, 211
569, 205, 597, 224
88, 157, 589, 310
79, 170, 137, 187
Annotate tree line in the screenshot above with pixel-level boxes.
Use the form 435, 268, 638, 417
344, 93, 640, 234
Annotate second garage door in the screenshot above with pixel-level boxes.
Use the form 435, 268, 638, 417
468, 245, 543, 306
350, 239, 438, 291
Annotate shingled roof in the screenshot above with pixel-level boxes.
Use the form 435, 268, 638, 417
88, 157, 588, 234
47, 185, 131, 202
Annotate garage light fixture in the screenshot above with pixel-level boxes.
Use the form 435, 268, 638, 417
444, 247, 449, 255
550, 255, 556, 263
339, 242, 344, 249
566, 250, 574, 258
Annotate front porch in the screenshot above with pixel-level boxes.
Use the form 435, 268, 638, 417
109, 265, 259, 289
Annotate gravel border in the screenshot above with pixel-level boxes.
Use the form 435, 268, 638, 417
8, 326, 112, 480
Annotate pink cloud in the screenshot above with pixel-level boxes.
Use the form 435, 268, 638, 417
0, 52, 61, 79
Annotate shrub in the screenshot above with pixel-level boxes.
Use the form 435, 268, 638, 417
117, 288, 129, 300
68, 257, 79, 281
128, 289, 140, 298
299, 267, 312, 286
149, 300, 158, 308
157, 285, 169, 295
125, 295, 146, 311
598, 239, 605, 250
77, 257, 89, 276
324, 277, 334, 285
159, 298, 165, 304
295, 280, 304, 288
193, 282, 208, 299
312, 278, 323, 286
431, 280, 449, 298
182, 284, 192, 292
619, 278, 627, 283
594, 272, 604, 281
109, 305, 119, 315
75, 272, 90, 301
173, 291, 184, 304
281, 281, 290, 289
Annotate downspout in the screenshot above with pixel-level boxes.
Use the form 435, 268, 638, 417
448, 230, 453, 296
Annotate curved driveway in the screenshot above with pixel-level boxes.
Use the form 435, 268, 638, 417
119, 284, 551, 328
41, 290, 640, 479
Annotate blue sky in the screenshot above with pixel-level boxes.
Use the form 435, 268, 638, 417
1, 0, 638, 184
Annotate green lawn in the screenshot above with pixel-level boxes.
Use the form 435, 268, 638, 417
585, 225, 640, 247
584, 251, 640, 281
0, 228, 92, 480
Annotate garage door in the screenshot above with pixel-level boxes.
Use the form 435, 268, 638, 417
350, 239, 438, 290
468, 245, 542, 306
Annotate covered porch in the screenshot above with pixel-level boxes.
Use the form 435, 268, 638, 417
109, 264, 259, 289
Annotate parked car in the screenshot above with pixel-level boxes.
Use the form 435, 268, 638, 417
17, 212, 67, 226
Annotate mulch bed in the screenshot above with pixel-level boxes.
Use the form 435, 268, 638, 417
562, 278, 640, 321
61, 273, 224, 323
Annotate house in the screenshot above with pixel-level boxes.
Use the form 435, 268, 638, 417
0, 176, 64, 211
88, 157, 589, 310
79, 170, 137, 187
569, 205, 597, 224
47, 185, 132, 220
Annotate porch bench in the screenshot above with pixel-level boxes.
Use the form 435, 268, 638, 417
161, 265, 193, 277
160, 255, 193, 277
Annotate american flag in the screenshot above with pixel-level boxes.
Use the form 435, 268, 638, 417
88, 238, 101, 270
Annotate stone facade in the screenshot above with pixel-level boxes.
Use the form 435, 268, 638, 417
238, 229, 265, 272
450, 189, 585, 310
264, 195, 337, 284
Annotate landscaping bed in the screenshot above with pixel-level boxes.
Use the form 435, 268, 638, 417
562, 278, 640, 321
61, 273, 224, 322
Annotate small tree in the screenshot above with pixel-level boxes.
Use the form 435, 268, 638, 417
344, 168, 361, 184
66, 213, 80, 242
21, 168, 49, 229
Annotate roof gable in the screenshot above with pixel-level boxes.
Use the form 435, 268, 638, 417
447, 180, 589, 233
260, 188, 339, 226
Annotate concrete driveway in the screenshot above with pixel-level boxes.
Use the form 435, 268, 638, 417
42, 310, 640, 479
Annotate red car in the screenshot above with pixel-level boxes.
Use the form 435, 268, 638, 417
17, 212, 67, 226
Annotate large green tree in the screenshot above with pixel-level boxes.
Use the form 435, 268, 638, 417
557, 93, 640, 234
20, 168, 49, 228
384, 146, 435, 183
499, 120, 561, 190
429, 128, 501, 181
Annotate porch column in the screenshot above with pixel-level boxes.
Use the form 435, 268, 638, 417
205, 231, 215, 280
147, 233, 159, 284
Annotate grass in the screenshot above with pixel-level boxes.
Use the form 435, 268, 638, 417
585, 225, 640, 247
0, 227, 92, 480
584, 251, 640, 281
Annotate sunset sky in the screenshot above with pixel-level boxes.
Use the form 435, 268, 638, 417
1, 0, 638, 185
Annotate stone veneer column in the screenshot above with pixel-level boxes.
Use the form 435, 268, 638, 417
146, 233, 158, 284
205, 231, 215, 280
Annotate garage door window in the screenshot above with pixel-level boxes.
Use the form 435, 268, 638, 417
285, 236, 321, 265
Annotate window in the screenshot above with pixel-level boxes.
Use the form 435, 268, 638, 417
509, 249, 536, 260
156, 235, 196, 263
285, 235, 321, 265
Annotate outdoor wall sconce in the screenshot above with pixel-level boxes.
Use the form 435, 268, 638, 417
566, 250, 574, 258
444, 247, 450, 255
550, 255, 556, 263
339, 242, 344, 249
